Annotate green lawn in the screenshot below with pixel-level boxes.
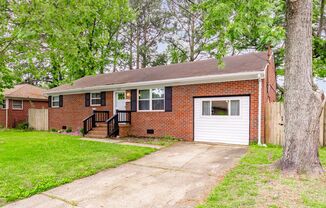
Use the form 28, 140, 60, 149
0, 130, 155, 205
198, 146, 326, 208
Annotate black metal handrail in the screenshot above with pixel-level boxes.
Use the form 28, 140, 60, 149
83, 113, 95, 136
94, 110, 110, 122
116, 110, 131, 124
106, 114, 119, 137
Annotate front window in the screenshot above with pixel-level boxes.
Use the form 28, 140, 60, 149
91, 93, 101, 106
12, 100, 23, 110
138, 88, 164, 111
52, 96, 60, 107
202, 99, 240, 116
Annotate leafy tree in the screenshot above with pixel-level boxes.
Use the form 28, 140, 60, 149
165, 0, 208, 63
200, 0, 325, 77
124, 0, 169, 69
199, 0, 284, 62
2, 0, 133, 89
0, 1, 38, 97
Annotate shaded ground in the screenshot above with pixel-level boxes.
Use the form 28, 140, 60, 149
0, 130, 155, 206
198, 146, 326, 208
5, 143, 247, 208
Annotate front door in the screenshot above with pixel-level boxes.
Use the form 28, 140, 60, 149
114, 91, 126, 111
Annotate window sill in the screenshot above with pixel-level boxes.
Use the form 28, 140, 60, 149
12, 108, 23, 111
137, 110, 165, 112
90, 104, 101, 107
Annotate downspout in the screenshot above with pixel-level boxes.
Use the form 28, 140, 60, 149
258, 75, 262, 145
5, 99, 8, 128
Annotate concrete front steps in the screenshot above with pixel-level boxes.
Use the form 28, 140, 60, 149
85, 123, 107, 138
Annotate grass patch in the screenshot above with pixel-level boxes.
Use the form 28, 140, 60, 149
198, 146, 326, 208
0, 130, 155, 205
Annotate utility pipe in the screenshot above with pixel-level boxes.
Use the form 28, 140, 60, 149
258, 74, 262, 145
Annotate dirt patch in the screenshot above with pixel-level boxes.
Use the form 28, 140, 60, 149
255, 167, 326, 208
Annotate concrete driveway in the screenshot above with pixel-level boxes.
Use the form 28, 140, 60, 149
5, 142, 247, 208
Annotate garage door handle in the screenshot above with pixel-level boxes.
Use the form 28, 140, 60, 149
279, 123, 284, 126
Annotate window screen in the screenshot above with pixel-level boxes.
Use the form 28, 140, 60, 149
12, 100, 23, 109
230, 100, 240, 116
211, 101, 228, 115
202, 101, 210, 115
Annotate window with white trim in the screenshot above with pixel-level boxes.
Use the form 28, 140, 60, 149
52, 96, 60, 107
202, 100, 240, 116
138, 88, 164, 111
12, 100, 23, 110
91, 93, 101, 106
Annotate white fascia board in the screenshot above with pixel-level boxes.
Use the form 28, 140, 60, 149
46, 71, 265, 96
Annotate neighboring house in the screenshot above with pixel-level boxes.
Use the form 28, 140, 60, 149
0, 84, 48, 128
45, 51, 276, 145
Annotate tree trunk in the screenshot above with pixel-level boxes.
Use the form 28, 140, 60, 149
317, 0, 325, 37
129, 24, 133, 70
277, 0, 324, 175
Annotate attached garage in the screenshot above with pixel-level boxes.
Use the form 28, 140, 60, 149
194, 96, 250, 145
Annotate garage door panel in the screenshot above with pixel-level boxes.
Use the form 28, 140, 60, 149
194, 96, 250, 145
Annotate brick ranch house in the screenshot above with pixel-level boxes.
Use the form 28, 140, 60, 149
0, 84, 48, 128
45, 51, 276, 145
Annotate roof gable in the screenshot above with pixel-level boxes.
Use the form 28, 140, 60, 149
4, 84, 48, 100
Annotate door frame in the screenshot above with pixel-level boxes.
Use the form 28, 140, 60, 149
113, 91, 127, 112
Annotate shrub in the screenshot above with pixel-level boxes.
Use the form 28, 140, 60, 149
15, 122, 30, 130
50, 128, 57, 132
79, 128, 84, 135
66, 127, 72, 133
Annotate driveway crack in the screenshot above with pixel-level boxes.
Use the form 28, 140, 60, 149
41, 193, 79, 207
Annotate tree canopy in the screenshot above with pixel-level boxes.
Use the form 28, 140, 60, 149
0, 0, 325, 94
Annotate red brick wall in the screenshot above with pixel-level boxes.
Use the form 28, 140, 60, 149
128, 80, 262, 141
0, 108, 5, 128
0, 99, 48, 128
49, 76, 276, 142
48, 92, 113, 131
266, 56, 277, 102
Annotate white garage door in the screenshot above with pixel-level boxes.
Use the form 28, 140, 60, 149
194, 96, 250, 145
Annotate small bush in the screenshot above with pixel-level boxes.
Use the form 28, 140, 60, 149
66, 127, 72, 133
15, 122, 30, 130
79, 128, 84, 135
50, 128, 57, 132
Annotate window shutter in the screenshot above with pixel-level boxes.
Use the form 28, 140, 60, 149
130, 89, 137, 112
85, 93, 90, 107
100, 92, 106, 106
165, 87, 172, 112
48, 96, 52, 108
59, 95, 63, 107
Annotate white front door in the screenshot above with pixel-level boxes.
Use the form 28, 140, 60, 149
114, 91, 126, 111
194, 96, 250, 145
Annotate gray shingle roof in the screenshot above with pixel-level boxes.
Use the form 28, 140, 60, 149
47, 52, 269, 94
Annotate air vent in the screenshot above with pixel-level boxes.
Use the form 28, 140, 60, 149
147, 129, 154, 134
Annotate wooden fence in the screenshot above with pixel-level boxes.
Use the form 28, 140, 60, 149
265, 102, 326, 146
28, 109, 48, 131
